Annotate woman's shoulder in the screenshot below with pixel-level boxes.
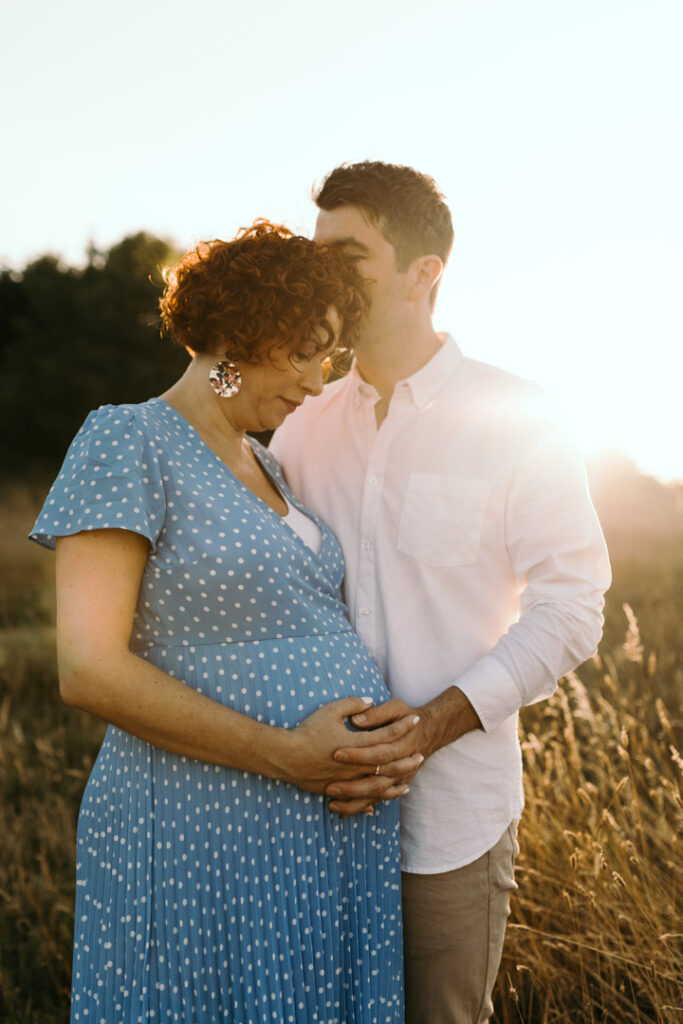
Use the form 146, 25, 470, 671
49, 399, 181, 489
74, 398, 183, 453
30, 399, 172, 551
81, 397, 170, 432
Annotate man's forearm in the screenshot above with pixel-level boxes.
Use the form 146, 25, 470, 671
418, 685, 483, 759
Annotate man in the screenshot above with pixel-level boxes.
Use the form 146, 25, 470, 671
270, 161, 611, 1023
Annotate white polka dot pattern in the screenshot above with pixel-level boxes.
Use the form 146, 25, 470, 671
30, 399, 403, 1023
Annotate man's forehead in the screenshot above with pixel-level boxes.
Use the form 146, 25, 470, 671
314, 205, 387, 247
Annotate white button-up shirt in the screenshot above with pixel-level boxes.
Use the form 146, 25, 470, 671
271, 335, 611, 872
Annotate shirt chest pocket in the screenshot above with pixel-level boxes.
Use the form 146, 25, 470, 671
398, 473, 491, 567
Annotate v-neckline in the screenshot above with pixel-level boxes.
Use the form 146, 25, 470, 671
151, 397, 328, 559
152, 397, 287, 514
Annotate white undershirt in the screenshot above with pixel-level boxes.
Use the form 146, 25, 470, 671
282, 498, 322, 554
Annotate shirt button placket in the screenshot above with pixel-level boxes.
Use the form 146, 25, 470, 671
354, 406, 390, 649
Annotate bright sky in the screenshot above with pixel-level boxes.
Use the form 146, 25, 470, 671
2, 0, 682, 480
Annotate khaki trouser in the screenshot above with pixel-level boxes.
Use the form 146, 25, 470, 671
401, 822, 519, 1024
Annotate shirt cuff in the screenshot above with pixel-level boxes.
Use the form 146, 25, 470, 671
455, 655, 523, 733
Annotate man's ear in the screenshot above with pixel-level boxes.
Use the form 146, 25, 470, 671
407, 255, 443, 302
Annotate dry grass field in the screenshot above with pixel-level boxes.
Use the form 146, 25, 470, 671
0, 477, 681, 1023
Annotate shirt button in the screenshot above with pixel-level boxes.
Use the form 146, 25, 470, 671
359, 607, 370, 616
367, 476, 378, 487
362, 540, 372, 551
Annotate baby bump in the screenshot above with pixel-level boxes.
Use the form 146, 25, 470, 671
143, 629, 391, 728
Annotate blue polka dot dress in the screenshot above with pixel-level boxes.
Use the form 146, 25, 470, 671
30, 399, 403, 1024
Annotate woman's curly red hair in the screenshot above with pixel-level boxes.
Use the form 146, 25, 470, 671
159, 220, 368, 363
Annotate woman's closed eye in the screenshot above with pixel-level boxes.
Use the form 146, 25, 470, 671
292, 346, 318, 364
290, 345, 336, 370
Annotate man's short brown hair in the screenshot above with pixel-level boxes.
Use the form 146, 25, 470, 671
314, 161, 454, 272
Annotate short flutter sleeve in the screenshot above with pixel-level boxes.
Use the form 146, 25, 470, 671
30, 404, 166, 551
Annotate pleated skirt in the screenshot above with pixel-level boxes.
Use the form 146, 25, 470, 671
70, 634, 404, 1023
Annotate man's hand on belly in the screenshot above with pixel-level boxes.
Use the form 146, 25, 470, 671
326, 687, 482, 817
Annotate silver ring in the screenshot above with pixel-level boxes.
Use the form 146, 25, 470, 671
374, 764, 381, 776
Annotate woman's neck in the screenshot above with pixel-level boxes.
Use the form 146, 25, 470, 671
161, 358, 248, 466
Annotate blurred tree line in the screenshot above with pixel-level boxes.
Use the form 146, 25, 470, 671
0, 234, 189, 478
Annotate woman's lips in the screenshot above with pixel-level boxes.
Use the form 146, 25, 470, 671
281, 398, 300, 413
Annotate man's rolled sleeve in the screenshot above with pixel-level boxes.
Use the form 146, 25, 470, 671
455, 654, 524, 733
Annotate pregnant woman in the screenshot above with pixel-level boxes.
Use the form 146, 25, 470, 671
30, 222, 420, 1023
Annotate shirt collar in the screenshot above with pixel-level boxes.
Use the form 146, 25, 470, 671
348, 333, 463, 409
348, 362, 380, 407
403, 333, 464, 408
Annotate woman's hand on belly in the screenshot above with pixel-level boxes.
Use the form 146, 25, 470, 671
271, 696, 421, 802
